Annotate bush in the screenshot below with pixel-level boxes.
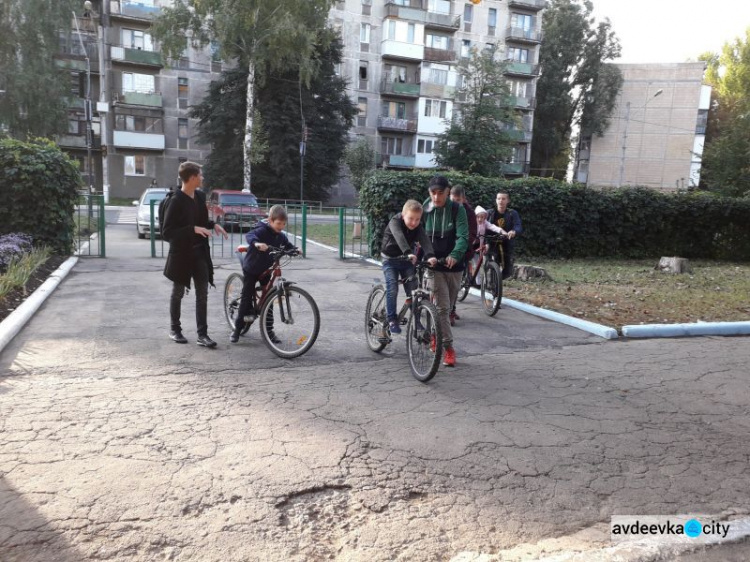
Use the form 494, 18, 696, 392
0, 137, 81, 254
0, 233, 33, 273
359, 171, 750, 260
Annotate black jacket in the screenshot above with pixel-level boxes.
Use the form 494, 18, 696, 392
380, 213, 435, 259
162, 188, 215, 288
243, 222, 296, 276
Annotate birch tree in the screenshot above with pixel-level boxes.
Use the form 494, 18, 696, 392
152, 0, 334, 191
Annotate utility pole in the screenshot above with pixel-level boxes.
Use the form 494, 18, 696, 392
86, 0, 110, 204
299, 126, 307, 204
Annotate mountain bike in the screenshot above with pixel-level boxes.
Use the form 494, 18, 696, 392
456, 233, 505, 316
224, 246, 320, 358
364, 258, 443, 383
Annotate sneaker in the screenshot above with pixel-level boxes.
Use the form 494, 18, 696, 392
169, 330, 188, 344
449, 312, 456, 326
430, 334, 436, 353
389, 320, 402, 335
196, 335, 217, 348
230, 330, 240, 343
443, 347, 456, 367
453, 311, 461, 321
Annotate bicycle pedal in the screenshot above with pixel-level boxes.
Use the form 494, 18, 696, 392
378, 336, 392, 345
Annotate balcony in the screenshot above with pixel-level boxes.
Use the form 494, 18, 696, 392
54, 57, 99, 74
113, 130, 165, 150
505, 26, 543, 44
110, 45, 163, 67
424, 41, 457, 63
511, 95, 536, 109
377, 115, 418, 133
381, 40, 424, 61
384, 0, 426, 23
115, 91, 163, 107
110, 0, 161, 21
383, 154, 416, 168
502, 162, 530, 175
380, 79, 421, 98
425, 11, 460, 30
420, 82, 456, 99
504, 128, 533, 143
504, 62, 540, 77
508, 0, 546, 11
58, 134, 101, 150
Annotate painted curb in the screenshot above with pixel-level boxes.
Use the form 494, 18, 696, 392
622, 321, 750, 338
0, 256, 79, 355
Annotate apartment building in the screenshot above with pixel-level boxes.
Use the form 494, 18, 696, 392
56, 0, 222, 201
329, 0, 544, 189
575, 62, 710, 190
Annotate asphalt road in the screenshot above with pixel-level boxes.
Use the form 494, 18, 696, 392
2, 224, 750, 561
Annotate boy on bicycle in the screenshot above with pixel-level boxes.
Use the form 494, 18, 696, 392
381, 200, 436, 335
472, 205, 507, 286
231, 205, 299, 343
486, 192, 522, 280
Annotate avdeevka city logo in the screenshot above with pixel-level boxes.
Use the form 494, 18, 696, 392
684, 519, 702, 538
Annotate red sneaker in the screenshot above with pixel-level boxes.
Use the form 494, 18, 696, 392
443, 347, 456, 367
453, 311, 461, 321
449, 312, 456, 326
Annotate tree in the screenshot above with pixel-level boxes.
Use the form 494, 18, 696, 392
531, 0, 622, 179
699, 29, 750, 196
432, 43, 516, 177
190, 31, 355, 201
344, 138, 377, 193
152, 0, 335, 192
0, 0, 79, 139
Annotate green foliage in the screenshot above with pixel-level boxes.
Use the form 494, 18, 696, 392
0, 0, 78, 138
0, 138, 80, 254
531, 0, 622, 178
0, 246, 51, 300
700, 29, 750, 197
190, 32, 355, 200
344, 138, 377, 193
360, 172, 750, 261
433, 44, 515, 177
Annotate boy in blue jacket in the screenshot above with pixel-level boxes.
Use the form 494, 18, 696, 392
231, 205, 299, 343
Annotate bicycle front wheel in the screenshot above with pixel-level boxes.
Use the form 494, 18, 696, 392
406, 301, 443, 383
259, 285, 320, 359
365, 284, 388, 352
457, 265, 471, 302
224, 273, 244, 329
481, 262, 503, 317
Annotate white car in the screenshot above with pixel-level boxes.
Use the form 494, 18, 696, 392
133, 188, 171, 239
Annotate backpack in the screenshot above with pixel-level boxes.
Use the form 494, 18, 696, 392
158, 188, 176, 228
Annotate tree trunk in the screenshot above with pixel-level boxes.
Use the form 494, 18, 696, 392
656, 257, 693, 274
243, 61, 255, 191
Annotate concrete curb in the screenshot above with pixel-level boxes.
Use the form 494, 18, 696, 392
0, 256, 79, 355
622, 321, 750, 338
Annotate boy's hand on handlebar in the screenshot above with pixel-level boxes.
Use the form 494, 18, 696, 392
255, 242, 269, 252
407, 254, 418, 265
427, 257, 438, 267
445, 256, 457, 269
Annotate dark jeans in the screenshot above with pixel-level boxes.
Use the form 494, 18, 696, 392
234, 272, 274, 334
488, 241, 514, 280
382, 258, 415, 322
170, 255, 209, 337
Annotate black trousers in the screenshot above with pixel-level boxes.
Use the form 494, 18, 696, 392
234, 272, 274, 334
170, 255, 209, 336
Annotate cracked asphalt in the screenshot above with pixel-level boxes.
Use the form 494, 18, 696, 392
1, 225, 749, 561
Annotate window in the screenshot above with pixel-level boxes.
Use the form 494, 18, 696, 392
511, 13, 533, 31
381, 101, 406, 119
488, 8, 498, 28
359, 61, 368, 89
385, 64, 408, 83
387, 20, 396, 40
407, 23, 415, 43
124, 155, 146, 176
361, 0, 371, 15
509, 79, 529, 97
381, 136, 405, 155
507, 47, 529, 63
360, 23, 371, 44
357, 97, 367, 127
427, 67, 448, 85
696, 109, 708, 134
417, 139, 435, 154
122, 72, 155, 93
426, 33, 449, 50
121, 28, 153, 50
334, 62, 342, 76
69, 71, 81, 98
178, 77, 188, 108
115, 114, 162, 133
428, 0, 451, 14
463, 4, 473, 22
178, 118, 188, 149
68, 112, 83, 134
461, 40, 471, 58
424, 99, 447, 118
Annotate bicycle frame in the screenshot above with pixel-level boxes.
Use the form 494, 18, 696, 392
235, 246, 296, 320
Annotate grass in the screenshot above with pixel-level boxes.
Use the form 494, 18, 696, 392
0, 247, 52, 300
304, 224, 341, 247
505, 258, 750, 327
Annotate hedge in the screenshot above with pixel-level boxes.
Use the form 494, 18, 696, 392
0, 138, 81, 254
360, 171, 750, 261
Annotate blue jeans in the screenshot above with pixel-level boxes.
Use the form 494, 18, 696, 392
382, 258, 415, 322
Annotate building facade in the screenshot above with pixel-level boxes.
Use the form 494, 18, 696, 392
575, 62, 710, 190
327, 0, 543, 201
56, 0, 222, 201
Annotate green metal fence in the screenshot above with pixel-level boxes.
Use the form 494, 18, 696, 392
75, 194, 106, 257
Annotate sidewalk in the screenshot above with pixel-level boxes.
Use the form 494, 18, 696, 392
1, 224, 750, 561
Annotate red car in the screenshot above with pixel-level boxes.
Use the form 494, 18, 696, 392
207, 189, 267, 232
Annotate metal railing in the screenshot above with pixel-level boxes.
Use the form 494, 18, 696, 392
505, 26, 543, 43
377, 115, 418, 132
75, 194, 106, 257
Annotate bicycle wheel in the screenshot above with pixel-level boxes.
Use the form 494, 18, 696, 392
365, 284, 389, 352
406, 301, 443, 383
481, 262, 503, 317
457, 266, 471, 302
259, 285, 320, 359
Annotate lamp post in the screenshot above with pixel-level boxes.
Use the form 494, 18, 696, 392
617, 88, 663, 187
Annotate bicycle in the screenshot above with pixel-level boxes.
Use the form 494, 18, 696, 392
364, 258, 443, 383
224, 246, 320, 359
456, 233, 505, 317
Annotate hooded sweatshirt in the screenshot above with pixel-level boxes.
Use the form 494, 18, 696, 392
421, 199, 469, 272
